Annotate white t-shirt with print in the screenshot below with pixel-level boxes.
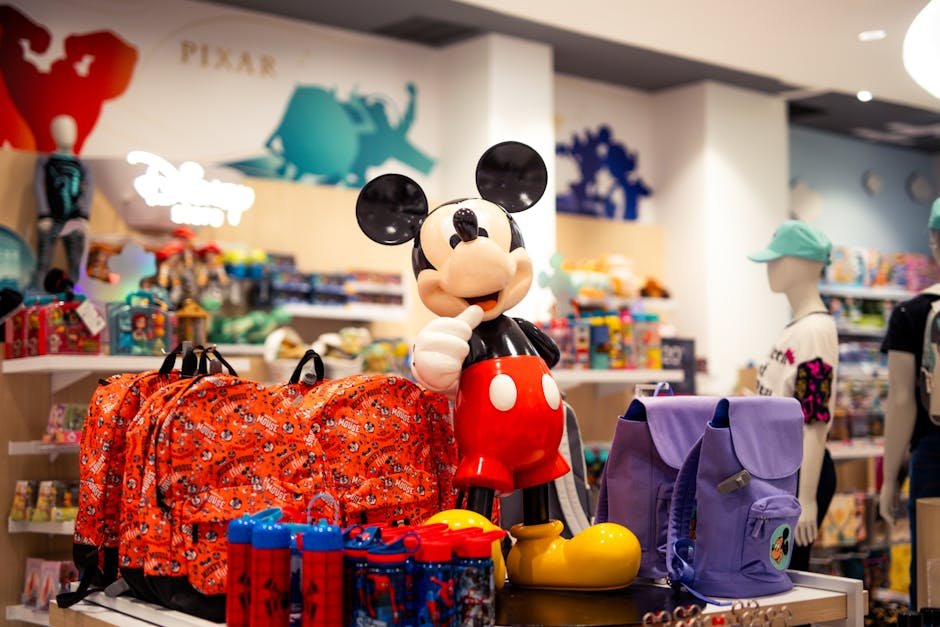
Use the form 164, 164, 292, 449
756, 312, 839, 424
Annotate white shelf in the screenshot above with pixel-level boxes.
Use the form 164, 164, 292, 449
5, 605, 49, 626
281, 302, 408, 322
873, 587, 910, 604
819, 284, 914, 301
839, 363, 888, 379
76, 591, 221, 627
574, 295, 678, 312
8, 520, 75, 535
210, 343, 266, 356
345, 280, 405, 296
1, 355, 250, 392
836, 325, 885, 338
552, 368, 683, 396
828, 437, 884, 461
8, 441, 79, 459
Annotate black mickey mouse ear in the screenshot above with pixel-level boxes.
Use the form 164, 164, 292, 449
356, 174, 429, 245
475, 141, 547, 213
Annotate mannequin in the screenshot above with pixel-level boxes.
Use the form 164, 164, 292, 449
750, 220, 838, 571
32, 114, 91, 287
880, 200, 940, 606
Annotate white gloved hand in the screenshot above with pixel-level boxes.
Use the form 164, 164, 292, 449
795, 498, 818, 546
60, 217, 88, 236
411, 305, 483, 392
37, 217, 54, 231
879, 482, 898, 525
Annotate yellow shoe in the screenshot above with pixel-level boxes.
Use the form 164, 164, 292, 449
507, 520, 640, 590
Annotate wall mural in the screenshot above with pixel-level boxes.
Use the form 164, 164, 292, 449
0, 4, 138, 153
224, 82, 435, 187
556, 125, 651, 221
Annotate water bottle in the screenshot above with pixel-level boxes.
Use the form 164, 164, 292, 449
361, 536, 417, 627
453, 530, 505, 627
301, 519, 343, 627
226, 516, 257, 627
251, 522, 291, 627
415, 536, 456, 627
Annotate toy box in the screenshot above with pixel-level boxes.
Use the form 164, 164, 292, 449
9, 480, 38, 521
107, 291, 174, 356
4, 304, 26, 359
36, 298, 101, 355
37, 560, 78, 611
20, 558, 43, 607
29, 480, 62, 522
42, 403, 87, 444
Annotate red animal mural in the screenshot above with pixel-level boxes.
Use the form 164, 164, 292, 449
0, 5, 137, 153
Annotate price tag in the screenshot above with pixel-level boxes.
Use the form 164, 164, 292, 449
76, 300, 106, 336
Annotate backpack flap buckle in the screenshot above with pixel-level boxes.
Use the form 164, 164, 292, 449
716, 469, 751, 494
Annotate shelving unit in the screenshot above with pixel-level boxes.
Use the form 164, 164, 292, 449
8, 441, 79, 460
6, 604, 49, 626
280, 302, 408, 322
1, 354, 251, 392
828, 437, 884, 461
552, 367, 683, 395
819, 284, 914, 301
208, 343, 266, 356
8, 520, 75, 536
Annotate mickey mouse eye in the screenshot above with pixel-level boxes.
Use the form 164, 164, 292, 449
449, 234, 460, 249
479, 227, 489, 238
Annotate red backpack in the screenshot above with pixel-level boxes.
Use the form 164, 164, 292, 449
129, 354, 333, 620
292, 373, 459, 527
65, 346, 191, 608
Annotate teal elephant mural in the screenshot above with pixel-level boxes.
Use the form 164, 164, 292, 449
224, 82, 435, 186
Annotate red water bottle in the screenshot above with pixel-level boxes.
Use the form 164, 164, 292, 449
251, 522, 291, 627
302, 519, 343, 627
227, 516, 257, 627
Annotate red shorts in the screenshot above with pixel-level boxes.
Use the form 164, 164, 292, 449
454, 355, 569, 495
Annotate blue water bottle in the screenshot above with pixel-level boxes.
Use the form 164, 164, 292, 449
453, 530, 505, 627
415, 536, 456, 627
361, 535, 417, 626
343, 526, 380, 627
301, 519, 343, 627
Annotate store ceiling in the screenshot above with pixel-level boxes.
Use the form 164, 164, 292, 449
209, 0, 940, 155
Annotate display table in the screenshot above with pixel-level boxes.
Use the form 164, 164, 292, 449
48, 572, 864, 627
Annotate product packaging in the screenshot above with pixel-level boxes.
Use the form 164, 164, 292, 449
20, 558, 43, 607
9, 480, 39, 521
36, 560, 78, 611
107, 291, 175, 356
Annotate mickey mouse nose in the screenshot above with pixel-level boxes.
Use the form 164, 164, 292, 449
453, 208, 478, 242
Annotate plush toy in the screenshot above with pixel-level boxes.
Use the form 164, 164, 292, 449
356, 141, 639, 590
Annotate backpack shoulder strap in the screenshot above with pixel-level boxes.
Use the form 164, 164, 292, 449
666, 436, 702, 587
666, 436, 733, 607
553, 403, 591, 535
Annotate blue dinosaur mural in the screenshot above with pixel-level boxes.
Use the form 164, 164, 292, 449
556, 125, 651, 221
224, 82, 434, 187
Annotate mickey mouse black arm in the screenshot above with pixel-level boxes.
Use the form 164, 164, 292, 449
514, 318, 561, 369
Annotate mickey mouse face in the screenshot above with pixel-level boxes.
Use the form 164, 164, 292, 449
357, 141, 547, 320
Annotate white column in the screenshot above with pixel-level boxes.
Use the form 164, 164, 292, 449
437, 34, 556, 321
653, 81, 790, 394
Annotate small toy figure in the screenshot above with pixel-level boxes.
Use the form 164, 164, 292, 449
357, 141, 640, 590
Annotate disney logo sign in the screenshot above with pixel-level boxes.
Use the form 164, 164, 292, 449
127, 151, 255, 228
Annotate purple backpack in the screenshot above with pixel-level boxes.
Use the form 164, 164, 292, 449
667, 396, 803, 600
595, 395, 719, 579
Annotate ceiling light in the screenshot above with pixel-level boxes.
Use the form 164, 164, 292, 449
858, 29, 887, 42
857, 90, 874, 102
904, 0, 940, 99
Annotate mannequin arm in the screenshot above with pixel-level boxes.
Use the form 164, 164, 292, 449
77, 162, 92, 220
796, 421, 827, 546
880, 350, 917, 524
34, 155, 50, 220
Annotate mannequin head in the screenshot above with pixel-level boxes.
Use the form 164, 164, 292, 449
50, 115, 77, 154
766, 256, 825, 294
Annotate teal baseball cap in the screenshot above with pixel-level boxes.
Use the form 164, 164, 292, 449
930, 197, 940, 229
748, 220, 832, 265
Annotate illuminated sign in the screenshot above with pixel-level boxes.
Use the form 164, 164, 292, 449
127, 151, 255, 228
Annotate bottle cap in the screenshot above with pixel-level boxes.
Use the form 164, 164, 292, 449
227, 516, 257, 544
455, 529, 506, 559
251, 522, 290, 550
367, 534, 419, 564
303, 518, 343, 552
416, 536, 453, 563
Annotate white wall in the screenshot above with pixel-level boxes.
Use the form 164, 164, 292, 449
652, 82, 789, 394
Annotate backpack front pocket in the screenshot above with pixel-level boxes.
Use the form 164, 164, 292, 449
741, 494, 801, 582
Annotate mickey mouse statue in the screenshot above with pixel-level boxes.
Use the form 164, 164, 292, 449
357, 141, 640, 589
